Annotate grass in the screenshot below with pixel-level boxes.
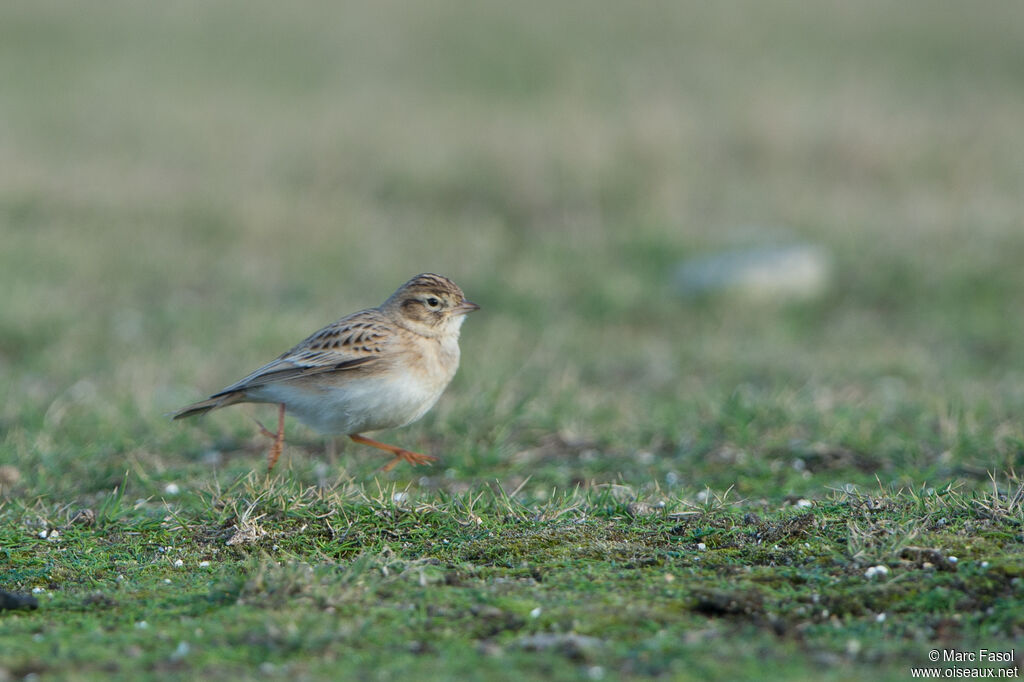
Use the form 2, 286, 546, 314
2, 0, 1024, 679
3, 477, 1023, 680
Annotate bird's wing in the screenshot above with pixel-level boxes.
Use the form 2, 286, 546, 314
211, 310, 392, 396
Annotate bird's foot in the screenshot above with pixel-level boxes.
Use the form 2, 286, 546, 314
349, 433, 439, 472
252, 404, 287, 472
379, 449, 439, 473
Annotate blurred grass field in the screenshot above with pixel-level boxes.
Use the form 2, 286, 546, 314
2, 1, 1024, 680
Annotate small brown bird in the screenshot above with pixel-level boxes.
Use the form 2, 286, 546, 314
173, 274, 478, 472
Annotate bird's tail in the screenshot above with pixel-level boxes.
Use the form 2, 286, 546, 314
172, 392, 244, 420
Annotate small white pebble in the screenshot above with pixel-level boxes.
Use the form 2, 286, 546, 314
795, 499, 812, 508
163, 578, 172, 584
697, 542, 707, 551
32, 587, 45, 594
876, 613, 886, 623
199, 561, 210, 568
164, 483, 181, 496
117, 574, 125, 582
948, 556, 958, 563
135, 621, 149, 629
664, 573, 675, 583
38, 530, 48, 539
864, 565, 889, 579
981, 561, 989, 569
173, 559, 184, 568
392, 491, 409, 504
529, 607, 542, 619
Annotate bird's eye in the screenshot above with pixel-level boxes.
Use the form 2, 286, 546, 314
426, 297, 441, 308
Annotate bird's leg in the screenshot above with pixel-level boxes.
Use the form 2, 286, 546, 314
348, 434, 439, 472
253, 404, 287, 472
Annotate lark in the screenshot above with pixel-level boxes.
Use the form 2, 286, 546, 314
173, 274, 478, 472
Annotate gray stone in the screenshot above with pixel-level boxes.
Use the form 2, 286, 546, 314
673, 244, 831, 301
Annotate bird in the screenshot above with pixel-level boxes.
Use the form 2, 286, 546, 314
173, 273, 478, 472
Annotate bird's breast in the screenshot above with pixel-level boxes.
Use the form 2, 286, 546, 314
249, 351, 457, 436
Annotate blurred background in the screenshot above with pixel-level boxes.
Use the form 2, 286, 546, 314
2, 0, 1023, 499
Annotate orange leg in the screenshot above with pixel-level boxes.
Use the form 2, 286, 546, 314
253, 404, 286, 472
348, 434, 439, 472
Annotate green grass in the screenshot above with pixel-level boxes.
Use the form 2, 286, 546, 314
2, 0, 1024, 679
2, 478, 1023, 680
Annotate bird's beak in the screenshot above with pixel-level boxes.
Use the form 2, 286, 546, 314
454, 300, 480, 315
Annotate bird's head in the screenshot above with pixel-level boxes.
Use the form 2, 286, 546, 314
382, 273, 479, 337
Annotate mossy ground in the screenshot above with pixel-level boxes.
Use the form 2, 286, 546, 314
3, 478, 1023, 680
2, 1, 1024, 680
